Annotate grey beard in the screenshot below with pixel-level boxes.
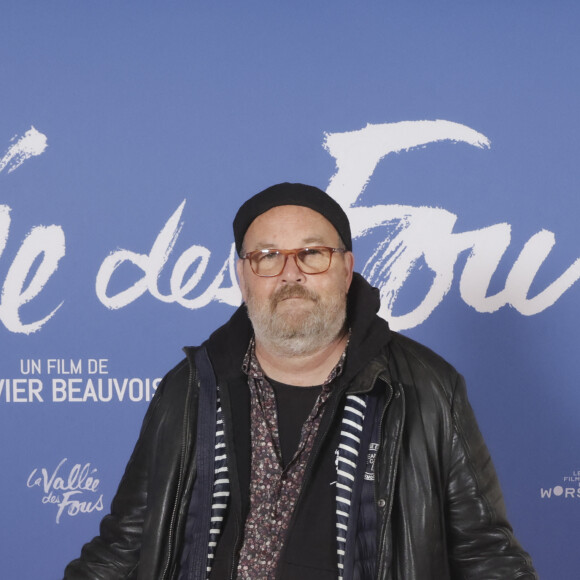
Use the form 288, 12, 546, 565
245, 284, 347, 357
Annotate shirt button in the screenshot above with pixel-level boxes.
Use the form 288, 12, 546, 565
377, 498, 386, 508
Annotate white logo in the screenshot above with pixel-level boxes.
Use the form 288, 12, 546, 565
26, 457, 104, 523
540, 468, 580, 499
364, 442, 379, 481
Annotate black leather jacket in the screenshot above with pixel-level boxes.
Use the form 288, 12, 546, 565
64, 274, 537, 579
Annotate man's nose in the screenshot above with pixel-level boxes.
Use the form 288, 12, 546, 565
280, 253, 305, 282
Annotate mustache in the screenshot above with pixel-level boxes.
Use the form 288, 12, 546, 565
271, 284, 319, 306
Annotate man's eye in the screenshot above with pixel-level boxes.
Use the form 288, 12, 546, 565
260, 251, 280, 261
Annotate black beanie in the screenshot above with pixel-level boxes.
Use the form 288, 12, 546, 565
233, 182, 352, 255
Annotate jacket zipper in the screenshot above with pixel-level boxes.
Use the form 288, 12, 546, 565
161, 364, 197, 580
375, 378, 404, 578
374, 374, 393, 507
228, 519, 241, 580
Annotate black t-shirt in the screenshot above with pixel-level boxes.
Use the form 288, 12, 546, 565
268, 378, 322, 468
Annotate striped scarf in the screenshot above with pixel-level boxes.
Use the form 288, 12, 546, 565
335, 394, 367, 579
205, 396, 230, 576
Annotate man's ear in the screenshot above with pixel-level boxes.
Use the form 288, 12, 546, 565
344, 251, 355, 292
236, 258, 247, 302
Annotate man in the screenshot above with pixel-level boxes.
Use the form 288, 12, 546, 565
64, 183, 537, 579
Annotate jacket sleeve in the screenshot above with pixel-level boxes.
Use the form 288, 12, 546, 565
446, 373, 537, 579
62, 372, 171, 580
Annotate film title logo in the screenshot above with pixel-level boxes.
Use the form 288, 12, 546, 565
26, 457, 104, 523
540, 469, 580, 500
3, 122, 580, 335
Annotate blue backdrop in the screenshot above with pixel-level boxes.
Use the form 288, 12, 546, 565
1, 3, 578, 578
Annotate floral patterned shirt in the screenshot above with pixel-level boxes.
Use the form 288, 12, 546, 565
236, 338, 346, 579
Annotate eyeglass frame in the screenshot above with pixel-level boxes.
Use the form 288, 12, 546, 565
240, 246, 347, 277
